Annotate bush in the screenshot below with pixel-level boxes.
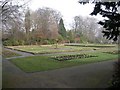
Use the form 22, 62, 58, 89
58, 35, 64, 43
3, 39, 25, 46
70, 39, 75, 43
42, 40, 49, 45
48, 39, 55, 44
3, 40, 13, 46
13, 40, 19, 46
21, 40, 25, 45
41, 39, 56, 45
17, 40, 25, 45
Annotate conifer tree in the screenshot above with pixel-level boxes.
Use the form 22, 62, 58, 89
58, 18, 67, 38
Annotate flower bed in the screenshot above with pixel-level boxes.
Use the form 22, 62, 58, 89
52, 54, 98, 61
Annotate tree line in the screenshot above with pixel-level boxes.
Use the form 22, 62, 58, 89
1, 0, 116, 46
2, 7, 67, 46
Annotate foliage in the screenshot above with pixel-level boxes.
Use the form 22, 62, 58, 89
66, 30, 75, 43
25, 9, 31, 34
79, 1, 120, 88
79, 1, 120, 41
71, 15, 107, 43
58, 18, 67, 38
57, 35, 64, 43
3, 39, 25, 46
24, 8, 31, 42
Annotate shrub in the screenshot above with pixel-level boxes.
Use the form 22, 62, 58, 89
13, 40, 19, 46
18, 40, 25, 45
48, 39, 55, 44
21, 40, 25, 45
3, 39, 25, 46
42, 40, 49, 45
3, 40, 13, 46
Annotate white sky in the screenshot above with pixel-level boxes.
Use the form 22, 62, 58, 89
29, 0, 104, 29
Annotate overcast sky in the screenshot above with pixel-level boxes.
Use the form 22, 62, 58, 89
29, 0, 103, 29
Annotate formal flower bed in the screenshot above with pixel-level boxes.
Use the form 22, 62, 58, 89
52, 54, 98, 61
103, 50, 120, 55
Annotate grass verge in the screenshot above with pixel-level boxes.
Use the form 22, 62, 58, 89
11, 52, 118, 73
2, 49, 21, 58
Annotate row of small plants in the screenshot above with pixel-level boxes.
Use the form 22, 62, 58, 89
52, 54, 98, 61
103, 50, 120, 55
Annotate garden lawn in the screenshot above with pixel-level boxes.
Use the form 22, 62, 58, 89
11, 52, 118, 73
6, 45, 98, 54
2, 49, 21, 58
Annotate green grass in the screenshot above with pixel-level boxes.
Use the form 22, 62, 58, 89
2, 49, 21, 58
11, 52, 118, 73
6, 44, 117, 54
6, 45, 92, 54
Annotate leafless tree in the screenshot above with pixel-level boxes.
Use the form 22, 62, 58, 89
31, 7, 62, 40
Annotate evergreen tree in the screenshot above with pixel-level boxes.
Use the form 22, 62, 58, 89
25, 8, 31, 35
58, 18, 67, 38
25, 8, 31, 43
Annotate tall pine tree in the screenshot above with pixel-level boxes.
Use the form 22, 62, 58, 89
58, 18, 66, 38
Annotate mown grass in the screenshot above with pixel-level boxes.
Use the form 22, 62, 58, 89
6, 44, 117, 54
11, 52, 118, 73
2, 49, 21, 58
7, 45, 91, 54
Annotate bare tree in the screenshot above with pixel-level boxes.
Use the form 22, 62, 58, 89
1, 0, 30, 31
72, 15, 105, 43
31, 7, 62, 40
